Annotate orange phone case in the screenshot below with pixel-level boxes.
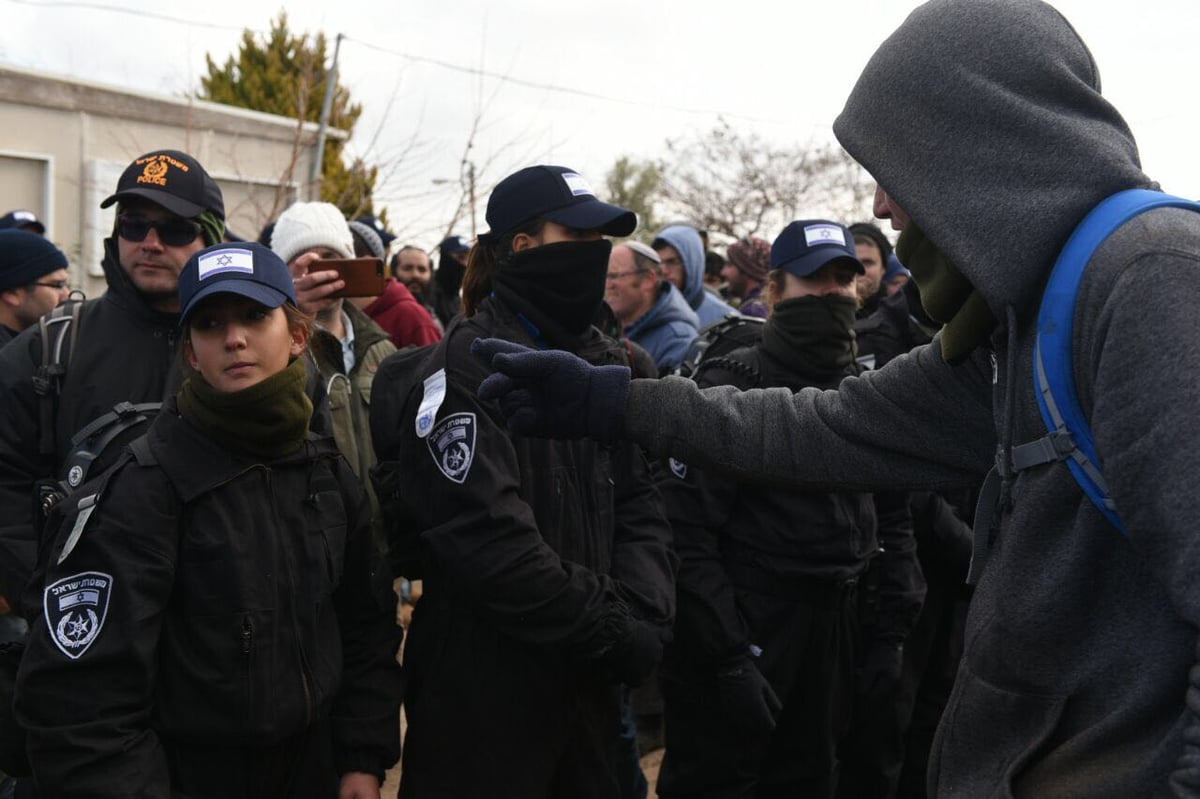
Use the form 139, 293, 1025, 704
318, 257, 386, 298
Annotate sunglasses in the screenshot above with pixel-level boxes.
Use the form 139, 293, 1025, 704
117, 215, 202, 247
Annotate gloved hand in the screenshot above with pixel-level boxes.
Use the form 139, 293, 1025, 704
472, 338, 631, 444
716, 653, 782, 738
601, 617, 666, 687
857, 639, 904, 702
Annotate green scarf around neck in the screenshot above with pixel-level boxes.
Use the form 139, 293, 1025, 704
896, 223, 996, 365
177, 356, 312, 460
761, 294, 859, 377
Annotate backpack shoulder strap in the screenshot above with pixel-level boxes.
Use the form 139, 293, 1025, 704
33, 299, 84, 456
1025, 189, 1200, 535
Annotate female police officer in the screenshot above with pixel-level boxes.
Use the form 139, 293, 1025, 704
16, 242, 402, 798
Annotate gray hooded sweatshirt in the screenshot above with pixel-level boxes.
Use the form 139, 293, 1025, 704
622, 0, 1200, 795
654, 225, 735, 327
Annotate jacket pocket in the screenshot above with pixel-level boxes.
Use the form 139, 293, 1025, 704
930, 663, 1066, 798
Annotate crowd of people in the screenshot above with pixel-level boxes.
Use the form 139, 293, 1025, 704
0, 0, 1198, 797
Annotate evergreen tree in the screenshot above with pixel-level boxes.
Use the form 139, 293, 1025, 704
199, 12, 382, 220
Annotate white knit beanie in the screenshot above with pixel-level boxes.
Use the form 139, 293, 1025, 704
270, 201, 355, 265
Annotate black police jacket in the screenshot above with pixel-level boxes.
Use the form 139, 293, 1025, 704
374, 295, 675, 666
0, 240, 182, 604
657, 343, 925, 663
0, 240, 331, 607
14, 408, 403, 797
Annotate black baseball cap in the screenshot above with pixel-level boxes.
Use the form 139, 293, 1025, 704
482, 165, 636, 242
771, 220, 865, 278
101, 149, 225, 220
355, 214, 396, 247
178, 242, 295, 326
0, 209, 46, 235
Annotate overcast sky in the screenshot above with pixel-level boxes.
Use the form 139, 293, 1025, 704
2, 0, 1197, 248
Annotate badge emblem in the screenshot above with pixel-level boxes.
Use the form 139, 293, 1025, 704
44, 571, 112, 659
427, 412, 476, 484
138, 157, 169, 187
669, 458, 687, 480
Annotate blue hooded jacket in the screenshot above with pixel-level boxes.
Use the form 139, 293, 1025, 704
626, 281, 700, 372
654, 225, 735, 328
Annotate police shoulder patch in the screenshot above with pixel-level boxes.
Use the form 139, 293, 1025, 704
44, 571, 113, 660
427, 412, 476, 484
669, 457, 688, 480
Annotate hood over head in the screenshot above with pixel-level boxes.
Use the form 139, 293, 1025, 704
833, 0, 1153, 319
653, 224, 707, 310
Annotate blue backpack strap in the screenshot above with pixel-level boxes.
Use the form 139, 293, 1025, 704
1032, 189, 1200, 536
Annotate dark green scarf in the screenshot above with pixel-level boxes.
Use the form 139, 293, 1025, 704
177, 356, 312, 459
896, 223, 996, 365
761, 295, 859, 377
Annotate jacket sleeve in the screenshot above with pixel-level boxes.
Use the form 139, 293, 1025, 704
864, 490, 925, 644
329, 463, 404, 781
625, 338, 997, 492
656, 458, 749, 665
402, 364, 637, 661
14, 464, 177, 799
0, 329, 54, 606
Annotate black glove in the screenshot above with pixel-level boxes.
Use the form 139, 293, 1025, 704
600, 618, 665, 687
716, 653, 782, 738
857, 639, 904, 702
472, 338, 631, 444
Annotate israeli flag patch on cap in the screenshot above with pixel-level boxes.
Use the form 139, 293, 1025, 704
561, 172, 594, 197
804, 224, 845, 247
44, 571, 113, 659
198, 247, 255, 280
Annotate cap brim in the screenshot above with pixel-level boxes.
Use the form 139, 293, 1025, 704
780, 251, 865, 279
101, 188, 205, 219
545, 200, 637, 238
180, 280, 291, 326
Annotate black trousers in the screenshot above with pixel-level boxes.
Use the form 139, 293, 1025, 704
657, 582, 858, 799
399, 597, 623, 799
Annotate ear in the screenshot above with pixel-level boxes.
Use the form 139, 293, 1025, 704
764, 278, 779, 314
510, 232, 535, 253
0, 288, 24, 310
183, 337, 199, 371
289, 324, 310, 357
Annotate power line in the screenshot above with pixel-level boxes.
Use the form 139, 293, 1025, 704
4, 0, 245, 30
346, 35, 785, 125
4, 0, 785, 125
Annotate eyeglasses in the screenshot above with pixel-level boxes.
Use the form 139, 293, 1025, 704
33, 281, 70, 292
117, 215, 202, 247
606, 269, 647, 282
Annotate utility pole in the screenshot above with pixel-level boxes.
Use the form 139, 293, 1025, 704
311, 32, 343, 200
468, 161, 477, 239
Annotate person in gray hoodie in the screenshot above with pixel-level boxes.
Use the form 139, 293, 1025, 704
471, 0, 1200, 794
653, 225, 735, 328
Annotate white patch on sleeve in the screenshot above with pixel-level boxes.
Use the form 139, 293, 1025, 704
44, 571, 113, 659
415, 368, 447, 439
427, 412, 477, 484
668, 458, 688, 480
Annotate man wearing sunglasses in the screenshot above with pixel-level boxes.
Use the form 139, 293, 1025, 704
0, 149, 224, 618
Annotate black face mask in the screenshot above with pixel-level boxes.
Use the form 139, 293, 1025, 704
760, 294, 859, 377
492, 239, 612, 349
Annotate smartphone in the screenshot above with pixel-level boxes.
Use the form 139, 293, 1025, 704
316, 257, 386, 298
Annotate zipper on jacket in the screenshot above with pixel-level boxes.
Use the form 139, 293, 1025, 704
267, 467, 315, 726
241, 615, 253, 656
